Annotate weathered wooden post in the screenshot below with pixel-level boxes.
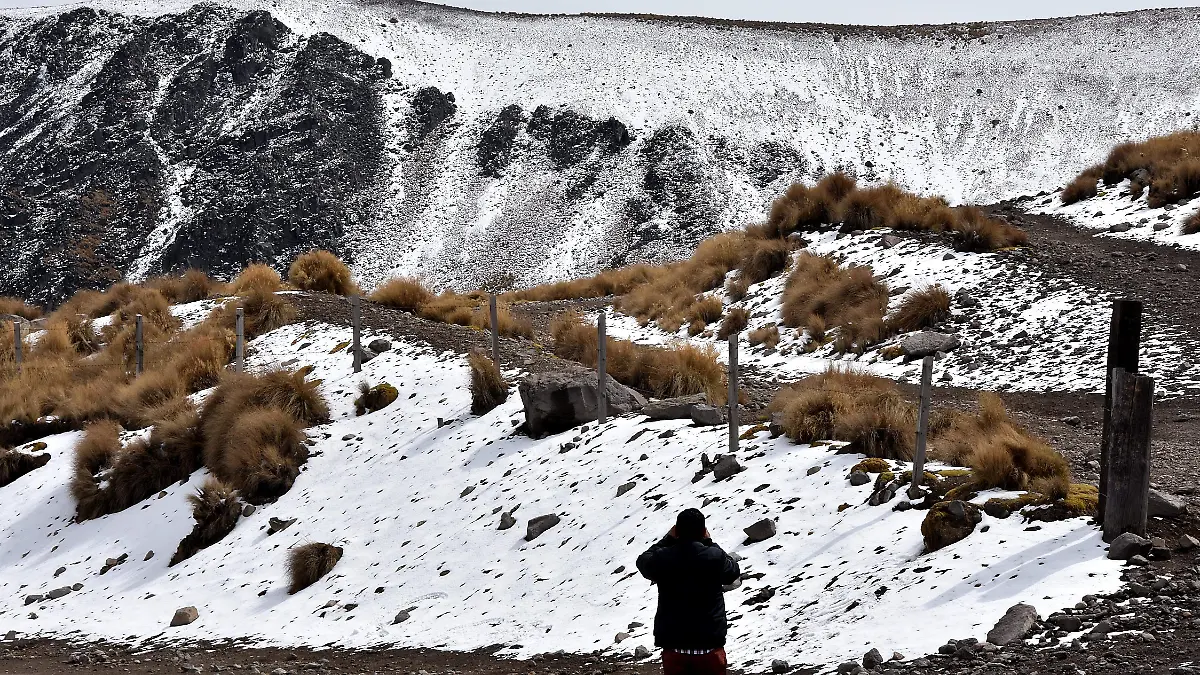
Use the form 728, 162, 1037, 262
235, 307, 245, 373
134, 314, 144, 376
12, 321, 22, 371
1100, 299, 1142, 519
1102, 368, 1154, 542
597, 311, 608, 424
351, 295, 363, 374
489, 294, 500, 366
908, 355, 934, 498
728, 333, 739, 455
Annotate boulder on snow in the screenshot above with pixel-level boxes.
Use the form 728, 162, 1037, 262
518, 369, 646, 436
170, 606, 199, 627
689, 404, 726, 426
900, 332, 960, 360
985, 603, 1039, 646
712, 454, 744, 481
367, 339, 393, 353
921, 500, 982, 552
1107, 532, 1150, 560
743, 518, 777, 543
862, 648, 884, 669
1148, 488, 1188, 518
525, 514, 561, 541
642, 394, 707, 420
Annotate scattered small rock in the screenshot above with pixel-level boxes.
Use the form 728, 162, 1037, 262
170, 607, 199, 627
743, 518, 777, 543
525, 514, 561, 542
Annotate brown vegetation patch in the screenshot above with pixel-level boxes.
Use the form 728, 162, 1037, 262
231, 264, 283, 295
355, 382, 399, 416
288, 542, 344, 594
0, 296, 43, 320
170, 479, 243, 566
747, 324, 780, 349
370, 277, 434, 313
0, 448, 51, 488
1064, 132, 1200, 207
288, 251, 359, 296
717, 307, 749, 340
468, 352, 509, 415
886, 285, 951, 334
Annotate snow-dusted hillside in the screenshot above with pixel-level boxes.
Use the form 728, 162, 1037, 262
0, 307, 1123, 669
1027, 180, 1200, 252
3, 0, 1200, 302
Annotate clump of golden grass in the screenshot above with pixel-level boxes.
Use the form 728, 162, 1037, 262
717, 307, 749, 340
0, 447, 52, 488
288, 250, 359, 296
288, 542, 344, 594
206, 290, 297, 341
230, 264, 283, 295
781, 253, 889, 351
1184, 211, 1200, 236
170, 478, 243, 566
355, 382, 399, 416
470, 303, 534, 339
1063, 132, 1200, 207
550, 312, 725, 401
370, 277, 434, 312
508, 265, 663, 302
930, 393, 1070, 498
468, 352, 509, 415
1061, 166, 1101, 205
747, 324, 780, 349
147, 269, 221, 304
686, 296, 723, 325
886, 285, 951, 334
419, 291, 481, 327
0, 296, 43, 320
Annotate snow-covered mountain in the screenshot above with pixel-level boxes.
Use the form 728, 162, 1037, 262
4, 0, 1200, 303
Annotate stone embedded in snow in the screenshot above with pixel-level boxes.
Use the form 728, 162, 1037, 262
1129, 554, 1150, 566
634, 646, 651, 659
862, 648, 884, 669
771, 659, 790, 673
525, 514, 561, 541
1048, 614, 1082, 632
1107, 532, 1150, 560
1148, 488, 1188, 518
393, 610, 410, 624
837, 662, 863, 674
985, 603, 1039, 646
642, 394, 707, 420
171, 607, 199, 627
24, 594, 42, 605
268, 517, 297, 535
848, 472, 870, 486
768, 412, 786, 438
900, 332, 960, 360
689, 404, 726, 426
54, 566, 65, 577
368, 339, 392, 353
879, 235, 902, 249
712, 454, 744, 481
614, 632, 630, 643
498, 512, 517, 530
744, 518, 777, 543
46, 587, 71, 600
242, 505, 256, 517
358, 347, 379, 364
616, 481, 637, 497
460, 485, 475, 498
921, 500, 982, 552
518, 369, 646, 437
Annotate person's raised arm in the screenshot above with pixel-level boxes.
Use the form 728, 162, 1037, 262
636, 528, 677, 582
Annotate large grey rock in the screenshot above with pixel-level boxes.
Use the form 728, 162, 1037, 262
498, 512, 517, 530
525, 514, 561, 541
46, 587, 71, 600
985, 603, 1039, 646
519, 369, 646, 436
848, 472, 871, 486
900, 332, 960, 360
1107, 532, 1151, 560
1148, 488, 1188, 518
743, 518, 777, 543
862, 648, 884, 669
170, 607, 199, 627
689, 404, 726, 426
642, 394, 707, 420
368, 339, 393, 353
712, 455, 744, 481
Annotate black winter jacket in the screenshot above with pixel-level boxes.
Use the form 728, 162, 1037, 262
636, 536, 741, 650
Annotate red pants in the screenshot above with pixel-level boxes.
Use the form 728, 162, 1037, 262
662, 649, 728, 675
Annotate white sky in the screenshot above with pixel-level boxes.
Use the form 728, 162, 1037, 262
0, 0, 1196, 24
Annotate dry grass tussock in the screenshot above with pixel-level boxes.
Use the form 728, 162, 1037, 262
470, 303, 534, 339
930, 393, 1070, 498
288, 250, 359, 296
781, 252, 889, 352
288, 542, 344, 594
146, 269, 222, 304
170, 478, 243, 566
355, 381, 399, 416
1183, 211, 1200, 236
230, 264, 283, 295
0, 296, 42, 320
886, 285, 951, 335
507, 265, 663, 302
370, 277, 434, 312
551, 312, 725, 401
1063, 132, 1200, 207
207, 290, 297, 341
768, 368, 916, 460
468, 351, 509, 415
717, 307, 749, 340
748, 324, 780, 349
0, 447, 52, 488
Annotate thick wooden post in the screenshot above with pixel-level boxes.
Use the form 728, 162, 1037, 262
12, 321, 21, 371
597, 312, 608, 423
134, 314, 144, 376
235, 307, 245, 373
728, 333, 739, 454
489, 294, 500, 366
1102, 368, 1154, 542
351, 295, 363, 374
1100, 299, 1142, 519
909, 356, 934, 498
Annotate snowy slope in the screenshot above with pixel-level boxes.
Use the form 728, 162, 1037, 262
0, 309, 1123, 669
1026, 180, 1200, 252
3, 1, 1200, 299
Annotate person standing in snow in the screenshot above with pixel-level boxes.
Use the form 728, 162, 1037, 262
636, 508, 741, 675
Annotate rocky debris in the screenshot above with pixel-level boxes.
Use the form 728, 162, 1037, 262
848, 471, 871, 486
900, 332, 961, 360
498, 508, 517, 531
837, 662, 863, 674
46, 586, 72, 600
367, 338, 392, 353
689, 404, 727, 427
1108, 531, 1151, 560
986, 603, 1039, 646
1178, 534, 1199, 551
1148, 488, 1188, 518
771, 658, 790, 673
268, 517, 297, 535
633, 646, 651, 659
862, 648, 884, 669
242, 504, 256, 517
712, 454, 744, 482
879, 235, 903, 249
642, 394, 708, 420
614, 632, 630, 643
615, 481, 637, 498
170, 607, 199, 627
99, 553, 129, 575
921, 500, 982, 552
393, 608, 413, 624
24, 594, 43, 605
525, 514, 561, 542
518, 370, 645, 437
743, 518, 777, 543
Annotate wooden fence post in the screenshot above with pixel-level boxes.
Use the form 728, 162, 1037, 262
728, 333, 739, 455
351, 295, 363, 374
1102, 368, 1154, 542
134, 314, 144, 376
489, 294, 500, 366
1100, 299, 1142, 519
597, 311, 608, 423
235, 307, 245, 373
909, 355, 934, 498
12, 321, 21, 371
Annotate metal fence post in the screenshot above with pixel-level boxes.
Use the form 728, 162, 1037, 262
598, 312, 608, 423
489, 294, 500, 366
12, 321, 22, 371
351, 295, 363, 374
1100, 299, 1142, 519
728, 333, 739, 455
1102, 368, 1154, 542
235, 307, 245, 373
134, 314, 144, 376
909, 355, 934, 498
